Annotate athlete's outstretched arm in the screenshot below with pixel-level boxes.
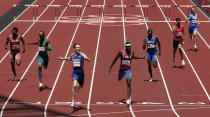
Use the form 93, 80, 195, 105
5, 36, 10, 50
58, 56, 71, 61
172, 25, 176, 37
185, 17, 190, 23
82, 53, 91, 62
156, 37, 161, 56
143, 39, 146, 50
20, 36, 25, 53
132, 52, 145, 59
108, 51, 121, 73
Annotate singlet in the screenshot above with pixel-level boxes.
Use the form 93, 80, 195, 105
38, 38, 48, 52
174, 25, 183, 40
38, 38, 48, 57
9, 35, 21, 54
120, 49, 132, 70
188, 14, 198, 27
146, 36, 157, 52
71, 53, 84, 70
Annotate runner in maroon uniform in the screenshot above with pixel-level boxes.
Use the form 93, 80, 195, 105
5, 27, 25, 81
108, 42, 145, 105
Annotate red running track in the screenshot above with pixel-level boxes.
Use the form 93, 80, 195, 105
0, 0, 210, 116
0, 0, 21, 16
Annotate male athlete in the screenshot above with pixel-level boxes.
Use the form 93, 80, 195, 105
108, 42, 145, 105
143, 29, 161, 82
172, 18, 185, 66
5, 27, 25, 81
28, 31, 52, 91
58, 43, 90, 107
185, 7, 200, 50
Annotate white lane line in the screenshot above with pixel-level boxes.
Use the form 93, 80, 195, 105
0, 0, 38, 34
44, 0, 90, 117
0, 0, 72, 116
87, 0, 106, 117
137, 0, 180, 117
120, 0, 135, 116
155, 0, 210, 100
170, 0, 210, 49
0, 0, 57, 63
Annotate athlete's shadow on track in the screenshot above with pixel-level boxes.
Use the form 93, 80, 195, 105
71, 106, 89, 113
187, 48, 199, 52
118, 99, 136, 107
7, 79, 27, 82
39, 85, 52, 91
172, 65, 184, 69
143, 80, 161, 82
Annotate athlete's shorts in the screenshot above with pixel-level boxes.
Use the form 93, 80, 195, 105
118, 69, 132, 81
147, 50, 157, 61
10, 52, 21, 63
72, 69, 84, 86
173, 39, 183, 49
189, 26, 198, 34
38, 55, 49, 68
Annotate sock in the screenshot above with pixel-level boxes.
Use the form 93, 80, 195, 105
39, 69, 42, 83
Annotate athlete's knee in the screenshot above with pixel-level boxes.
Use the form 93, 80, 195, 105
153, 62, 157, 68
73, 81, 78, 87
16, 60, 21, 66
38, 63, 42, 69
178, 45, 182, 49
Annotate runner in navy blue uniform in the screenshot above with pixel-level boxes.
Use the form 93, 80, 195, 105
108, 42, 145, 105
58, 43, 90, 107
143, 29, 161, 82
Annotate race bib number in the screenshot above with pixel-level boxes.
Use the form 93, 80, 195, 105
191, 20, 197, 24
73, 59, 81, 67
176, 32, 183, 36
122, 60, 130, 66
147, 43, 155, 48
12, 45, 19, 49
39, 47, 46, 51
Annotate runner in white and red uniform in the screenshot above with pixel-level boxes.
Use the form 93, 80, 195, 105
172, 18, 185, 66
5, 27, 25, 81
108, 42, 145, 105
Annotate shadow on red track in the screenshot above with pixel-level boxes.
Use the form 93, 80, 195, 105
172, 65, 185, 69
143, 80, 161, 82
0, 95, 77, 116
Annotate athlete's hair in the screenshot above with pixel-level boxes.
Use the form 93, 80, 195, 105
73, 43, 80, 48
13, 27, 18, 32
40, 31, 45, 36
176, 18, 181, 22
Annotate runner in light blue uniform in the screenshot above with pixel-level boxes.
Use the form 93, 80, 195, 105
143, 29, 161, 82
186, 7, 200, 50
